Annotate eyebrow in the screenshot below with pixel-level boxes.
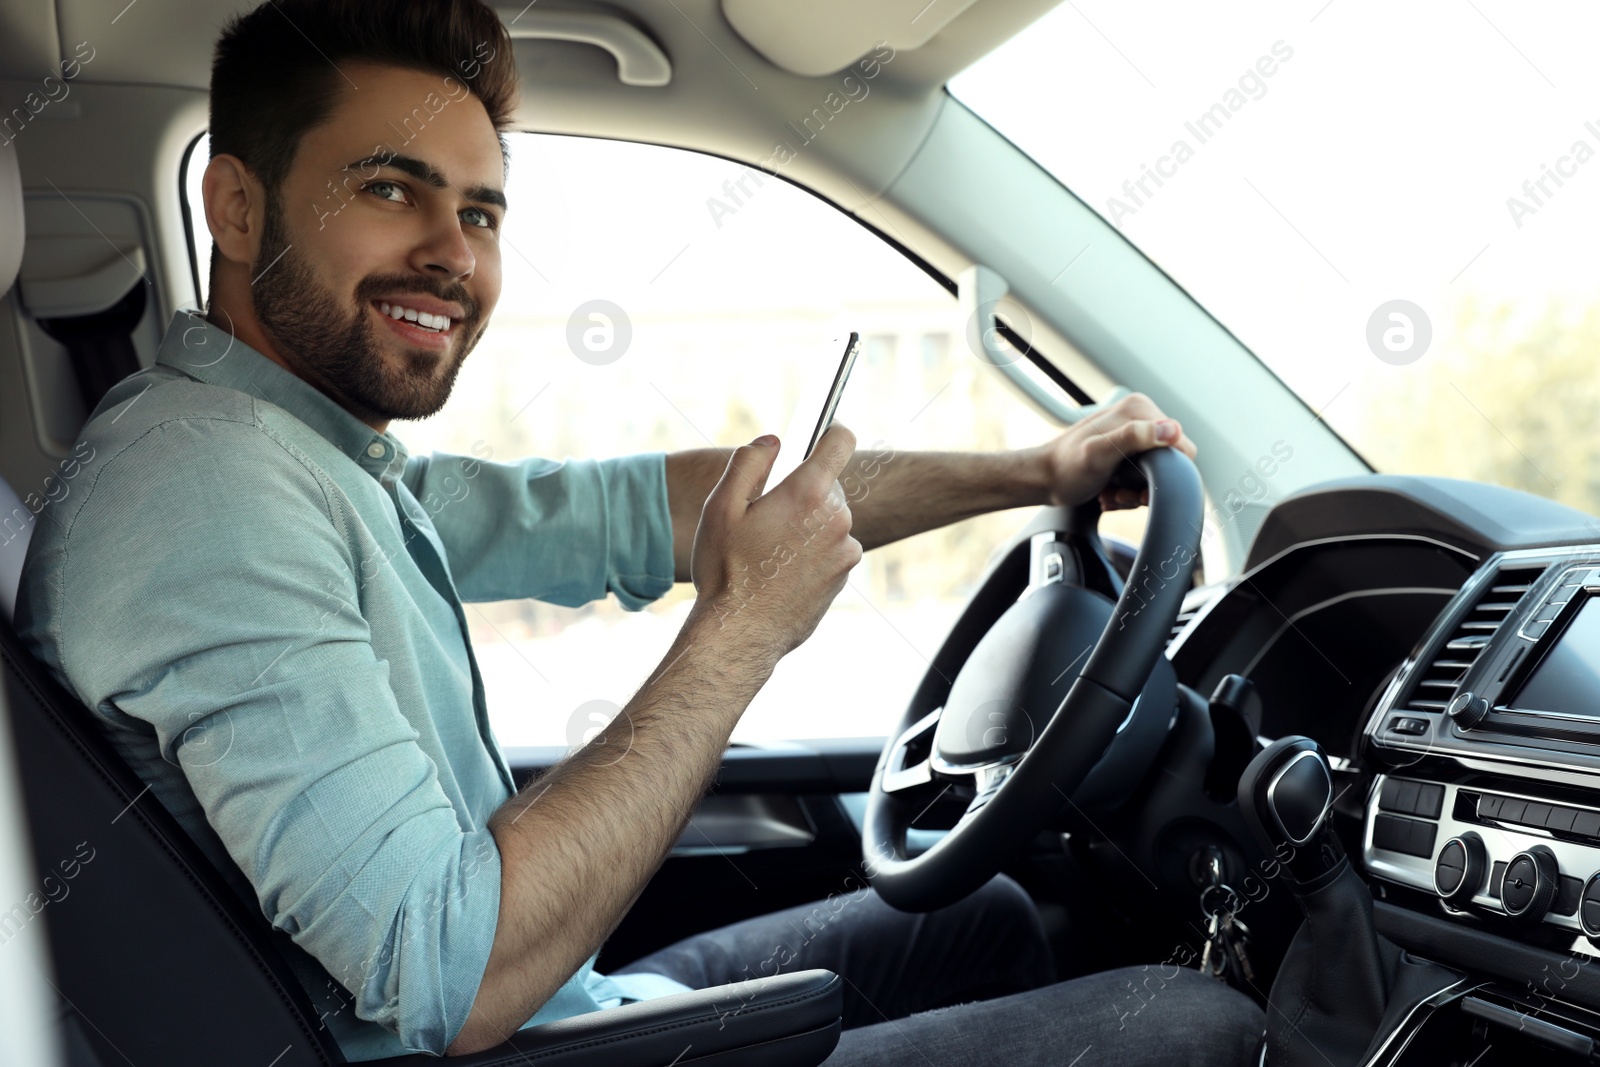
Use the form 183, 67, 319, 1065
345, 153, 508, 211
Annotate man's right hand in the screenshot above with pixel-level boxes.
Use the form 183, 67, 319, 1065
464, 432, 863, 1055
689, 423, 863, 658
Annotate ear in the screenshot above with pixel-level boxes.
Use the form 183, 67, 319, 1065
201, 154, 266, 269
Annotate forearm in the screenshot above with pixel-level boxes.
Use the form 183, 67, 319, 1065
666, 449, 734, 583
664, 444, 1052, 577
449, 606, 779, 1054
841, 444, 1052, 551
664, 396, 1193, 578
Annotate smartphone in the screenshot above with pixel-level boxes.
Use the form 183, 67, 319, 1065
764, 332, 861, 492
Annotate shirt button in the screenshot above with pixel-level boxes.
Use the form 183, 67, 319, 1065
367, 442, 386, 459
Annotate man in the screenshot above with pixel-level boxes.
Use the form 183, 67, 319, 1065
15, 0, 1263, 1062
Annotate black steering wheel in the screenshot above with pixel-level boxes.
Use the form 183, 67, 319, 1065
864, 447, 1204, 911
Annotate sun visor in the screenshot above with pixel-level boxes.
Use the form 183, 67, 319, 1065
721, 0, 979, 77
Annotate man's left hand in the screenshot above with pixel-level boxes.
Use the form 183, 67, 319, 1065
1033, 392, 1198, 511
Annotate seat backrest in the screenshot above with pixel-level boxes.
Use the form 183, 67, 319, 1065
0, 112, 372, 1067
0, 106, 348, 1067
0, 616, 354, 1065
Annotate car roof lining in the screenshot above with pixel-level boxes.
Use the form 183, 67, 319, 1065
1, 0, 1055, 97
0, 0, 1058, 195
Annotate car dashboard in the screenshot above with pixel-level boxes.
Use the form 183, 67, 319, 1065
1362, 547, 1600, 947
1158, 473, 1600, 1051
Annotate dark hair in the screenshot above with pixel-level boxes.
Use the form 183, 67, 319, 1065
207, 0, 517, 277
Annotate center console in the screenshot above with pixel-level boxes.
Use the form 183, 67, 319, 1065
1367, 983, 1600, 1064
1363, 548, 1600, 933
1352, 546, 1600, 1060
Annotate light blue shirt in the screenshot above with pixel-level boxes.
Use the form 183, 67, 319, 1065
15, 310, 692, 1059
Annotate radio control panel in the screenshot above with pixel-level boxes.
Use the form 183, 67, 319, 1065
1365, 774, 1600, 939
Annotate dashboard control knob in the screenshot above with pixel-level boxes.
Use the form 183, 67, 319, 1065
1502, 845, 1560, 925
1434, 832, 1488, 906
1581, 873, 1600, 941
1447, 690, 1491, 730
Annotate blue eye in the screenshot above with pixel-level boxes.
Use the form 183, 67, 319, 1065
366, 180, 407, 203
461, 206, 494, 230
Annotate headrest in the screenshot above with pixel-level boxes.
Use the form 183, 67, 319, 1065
0, 141, 21, 296
0, 476, 31, 623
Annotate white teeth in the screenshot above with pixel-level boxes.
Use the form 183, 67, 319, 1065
377, 301, 449, 331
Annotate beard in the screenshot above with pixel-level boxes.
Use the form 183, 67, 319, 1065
249, 192, 483, 422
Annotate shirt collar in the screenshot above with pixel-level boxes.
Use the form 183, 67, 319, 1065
155, 309, 409, 481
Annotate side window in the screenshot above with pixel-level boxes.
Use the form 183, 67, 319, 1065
186, 132, 1089, 746
183, 134, 212, 307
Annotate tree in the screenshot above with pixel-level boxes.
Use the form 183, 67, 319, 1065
1363, 295, 1600, 515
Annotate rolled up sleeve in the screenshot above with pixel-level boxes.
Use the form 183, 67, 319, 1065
403, 450, 675, 609
47, 420, 500, 1055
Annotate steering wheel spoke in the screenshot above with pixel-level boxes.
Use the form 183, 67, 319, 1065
1022, 530, 1073, 596
957, 763, 1014, 819
1020, 509, 1123, 608
880, 707, 943, 794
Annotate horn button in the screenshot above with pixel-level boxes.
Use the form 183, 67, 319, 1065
930, 581, 1174, 809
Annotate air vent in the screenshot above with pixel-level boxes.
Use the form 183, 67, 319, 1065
1169, 606, 1199, 646
1406, 563, 1548, 712
1167, 586, 1221, 649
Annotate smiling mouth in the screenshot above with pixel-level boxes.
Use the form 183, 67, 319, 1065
373, 300, 455, 335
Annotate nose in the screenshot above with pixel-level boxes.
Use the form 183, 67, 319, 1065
410, 209, 475, 282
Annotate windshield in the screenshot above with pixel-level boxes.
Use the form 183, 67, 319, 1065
952, 4, 1600, 514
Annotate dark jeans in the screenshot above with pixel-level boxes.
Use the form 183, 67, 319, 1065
615, 874, 1264, 1065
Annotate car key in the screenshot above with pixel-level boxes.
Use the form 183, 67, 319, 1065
1200, 910, 1224, 978
1220, 911, 1256, 985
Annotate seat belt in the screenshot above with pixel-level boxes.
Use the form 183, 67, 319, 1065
36, 279, 148, 412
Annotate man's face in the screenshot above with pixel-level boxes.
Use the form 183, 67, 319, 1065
251, 61, 506, 422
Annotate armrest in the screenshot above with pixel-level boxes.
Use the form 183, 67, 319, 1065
379, 969, 843, 1066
